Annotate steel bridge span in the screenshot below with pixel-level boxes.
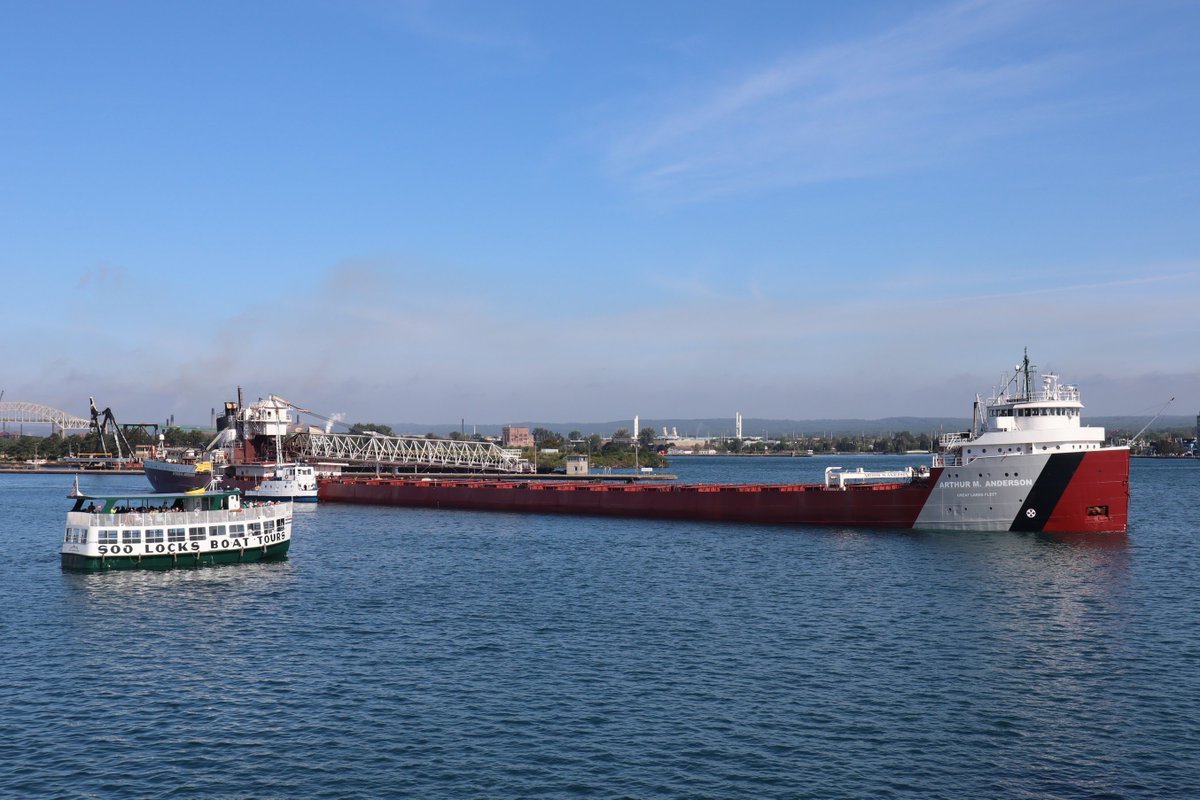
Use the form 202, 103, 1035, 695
290, 431, 532, 473
0, 401, 92, 433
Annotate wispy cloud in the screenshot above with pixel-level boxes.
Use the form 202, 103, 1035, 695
606, 0, 1078, 199
76, 262, 126, 289
364, 0, 533, 53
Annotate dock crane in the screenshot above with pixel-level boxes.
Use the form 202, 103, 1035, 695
89, 397, 135, 461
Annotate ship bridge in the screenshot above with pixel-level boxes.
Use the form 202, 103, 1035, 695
288, 431, 531, 473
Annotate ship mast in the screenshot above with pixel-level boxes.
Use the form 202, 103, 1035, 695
1018, 348, 1037, 400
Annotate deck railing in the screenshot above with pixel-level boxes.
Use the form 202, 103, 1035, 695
67, 506, 286, 528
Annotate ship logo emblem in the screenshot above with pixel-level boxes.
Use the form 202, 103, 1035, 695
1026, 508, 1037, 518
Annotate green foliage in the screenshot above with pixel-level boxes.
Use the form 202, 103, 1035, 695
349, 423, 394, 436
531, 427, 564, 449
162, 428, 210, 448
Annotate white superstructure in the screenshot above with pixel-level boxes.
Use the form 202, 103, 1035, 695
246, 463, 319, 502
934, 355, 1107, 467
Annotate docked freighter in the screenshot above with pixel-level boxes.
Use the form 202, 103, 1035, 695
144, 392, 308, 493
319, 354, 1130, 533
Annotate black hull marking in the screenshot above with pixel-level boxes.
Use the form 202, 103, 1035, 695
1010, 452, 1085, 532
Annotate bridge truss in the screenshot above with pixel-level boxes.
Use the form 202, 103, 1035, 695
290, 431, 531, 473
0, 401, 92, 433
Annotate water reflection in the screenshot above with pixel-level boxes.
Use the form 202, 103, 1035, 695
1038, 530, 1130, 550
61, 557, 296, 603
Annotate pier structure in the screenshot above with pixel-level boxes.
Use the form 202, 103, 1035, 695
0, 401, 92, 434
290, 431, 532, 473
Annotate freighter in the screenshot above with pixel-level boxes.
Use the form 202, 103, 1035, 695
144, 392, 311, 493
319, 354, 1130, 533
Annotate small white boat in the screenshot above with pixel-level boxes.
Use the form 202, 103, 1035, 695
245, 463, 319, 503
62, 483, 292, 571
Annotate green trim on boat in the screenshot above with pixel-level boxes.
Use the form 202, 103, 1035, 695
61, 540, 290, 572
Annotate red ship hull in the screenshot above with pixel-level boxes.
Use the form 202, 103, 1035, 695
318, 449, 1129, 533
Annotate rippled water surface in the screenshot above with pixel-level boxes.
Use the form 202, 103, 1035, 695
1, 456, 1197, 798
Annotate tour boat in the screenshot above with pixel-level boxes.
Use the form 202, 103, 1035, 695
61, 485, 292, 571
318, 354, 1130, 533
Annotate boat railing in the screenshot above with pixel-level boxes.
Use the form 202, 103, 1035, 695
931, 453, 962, 468
939, 431, 972, 448
824, 466, 917, 489
991, 386, 1080, 405
67, 507, 279, 528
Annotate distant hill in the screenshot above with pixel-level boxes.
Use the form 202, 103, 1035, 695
388, 415, 1197, 438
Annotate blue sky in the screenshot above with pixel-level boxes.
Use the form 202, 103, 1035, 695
1, 0, 1197, 426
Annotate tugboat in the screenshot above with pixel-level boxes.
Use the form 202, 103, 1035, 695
319, 353, 1130, 533
61, 481, 292, 571
245, 463, 319, 503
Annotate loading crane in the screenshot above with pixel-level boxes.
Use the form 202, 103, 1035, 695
89, 397, 135, 461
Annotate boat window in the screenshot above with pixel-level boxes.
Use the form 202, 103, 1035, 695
80, 529, 88, 544
248, 522, 262, 535
210, 525, 226, 537
122, 530, 141, 544
98, 530, 118, 544
167, 527, 186, 543
189, 527, 206, 541
64, 530, 72, 543
276, 519, 286, 531
146, 529, 164, 544
229, 524, 245, 535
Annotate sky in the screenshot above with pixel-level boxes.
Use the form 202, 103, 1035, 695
1, 0, 1197, 427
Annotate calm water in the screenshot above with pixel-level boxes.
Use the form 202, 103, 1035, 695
1, 456, 1197, 798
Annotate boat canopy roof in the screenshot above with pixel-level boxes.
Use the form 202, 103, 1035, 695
68, 487, 242, 514
70, 489, 240, 502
